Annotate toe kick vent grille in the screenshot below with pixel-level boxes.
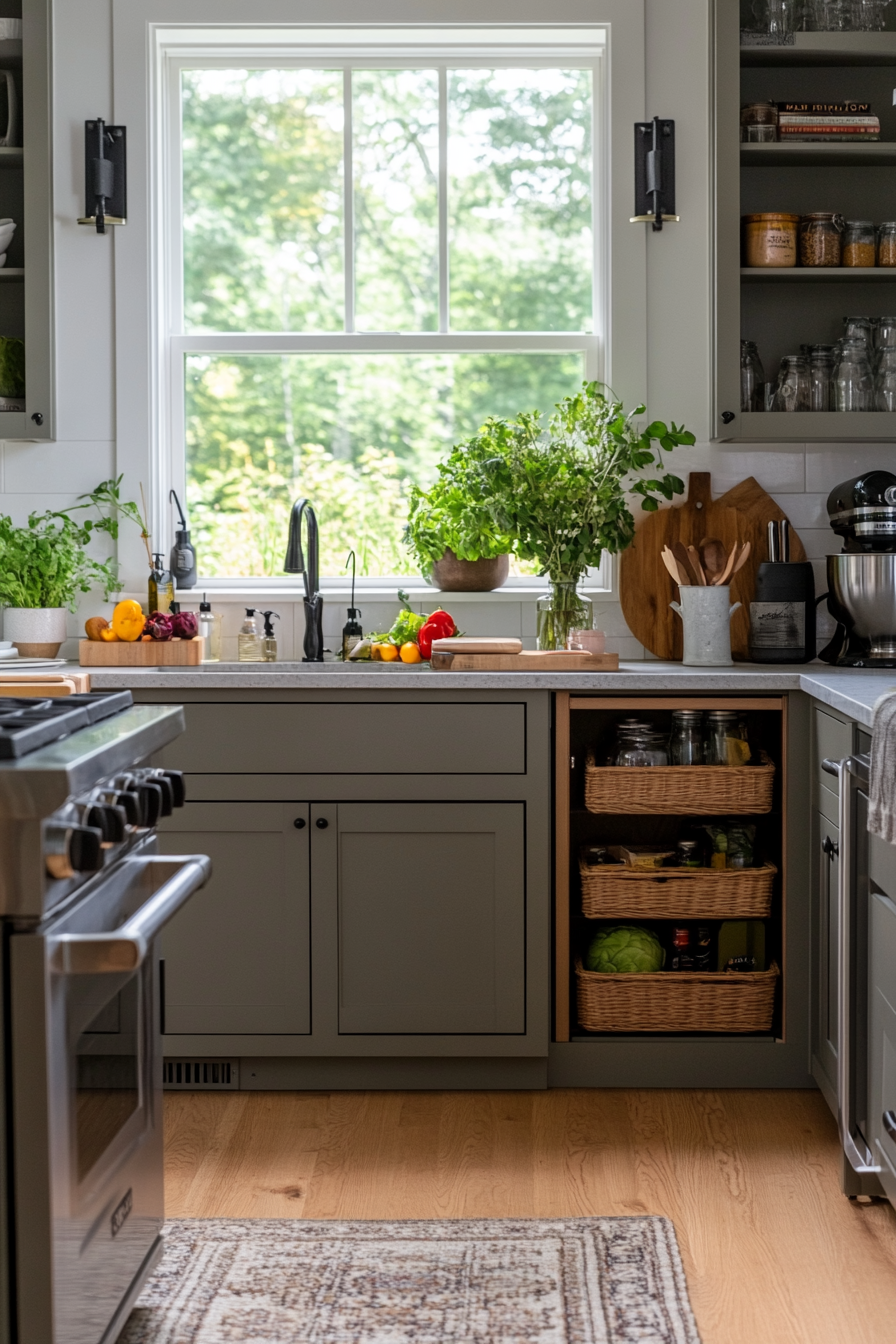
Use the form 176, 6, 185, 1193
163, 1059, 239, 1090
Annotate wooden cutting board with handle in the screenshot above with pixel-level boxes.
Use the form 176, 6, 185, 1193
619, 473, 806, 661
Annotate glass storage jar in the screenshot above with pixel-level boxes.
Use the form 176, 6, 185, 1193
742, 213, 799, 268
879, 223, 896, 267
670, 710, 704, 766
850, 0, 891, 29
771, 355, 810, 411
705, 711, 750, 767
617, 729, 669, 768
876, 315, 896, 351
834, 338, 874, 410
806, 0, 848, 26
843, 315, 874, 348
740, 102, 778, 142
842, 220, 877, 268
809, 347, 836, 411
741, 340, 766, 412
874, 347, 896, 409
799, 213, 844, 268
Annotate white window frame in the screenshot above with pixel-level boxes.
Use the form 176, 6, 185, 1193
112, 2, 648, 597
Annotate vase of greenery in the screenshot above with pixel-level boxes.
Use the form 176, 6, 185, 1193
404, 432, 514, 591
0, 478, 146, 656
477, 382, 695, 649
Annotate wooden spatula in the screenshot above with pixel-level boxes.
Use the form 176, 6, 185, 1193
662, 547, 690, 586
686, 545, 707, 585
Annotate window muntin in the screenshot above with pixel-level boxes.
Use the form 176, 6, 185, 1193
172, 46, 602, 580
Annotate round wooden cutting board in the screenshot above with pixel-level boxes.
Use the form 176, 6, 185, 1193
618, 472, 807, 662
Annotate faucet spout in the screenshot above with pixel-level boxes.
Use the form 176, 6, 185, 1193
284, 497, 324, 661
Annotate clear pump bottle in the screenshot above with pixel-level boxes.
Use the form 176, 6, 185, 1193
261, 610, 280, 663
238, 608, 263, 662
198, 594, 222, 662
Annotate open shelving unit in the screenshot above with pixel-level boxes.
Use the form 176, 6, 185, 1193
714, 14, 896, 439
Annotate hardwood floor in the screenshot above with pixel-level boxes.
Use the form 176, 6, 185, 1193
164, 1088, 896, 1344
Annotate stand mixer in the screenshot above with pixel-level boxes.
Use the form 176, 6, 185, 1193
819, 470, 896, 668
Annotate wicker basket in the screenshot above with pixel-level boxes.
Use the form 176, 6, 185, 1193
584, 750, 775, 815
578, 860, 776, 919
574, 959, 780, 1033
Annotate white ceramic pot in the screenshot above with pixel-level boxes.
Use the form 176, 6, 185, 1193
670, 587, 742, 666
3, 607, 68, 657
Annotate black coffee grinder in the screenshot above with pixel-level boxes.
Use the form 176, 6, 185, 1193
818, 471, 896, 667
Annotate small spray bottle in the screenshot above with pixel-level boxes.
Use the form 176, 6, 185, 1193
261, 610, 280, 662
341, 550, 363, 660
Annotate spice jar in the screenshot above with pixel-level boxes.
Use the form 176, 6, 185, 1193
740, 101, 778, 143
879, 223, 896, 267
742, 213, 799, 268
798, 212, 844, 267
842, 219, 877, 268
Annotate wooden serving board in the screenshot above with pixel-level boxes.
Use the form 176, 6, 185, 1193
0, 680, 81, 697
79, 637, 204, 667
432, 637, 523, 655
431, 650, 620, 671
618, 473, 806, 662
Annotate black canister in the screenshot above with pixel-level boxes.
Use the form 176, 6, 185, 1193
749, 561, 816, 663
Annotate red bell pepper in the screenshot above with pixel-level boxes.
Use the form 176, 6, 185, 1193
417, 609, 456, 660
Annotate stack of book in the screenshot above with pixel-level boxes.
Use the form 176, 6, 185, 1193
777, 101, 880, 141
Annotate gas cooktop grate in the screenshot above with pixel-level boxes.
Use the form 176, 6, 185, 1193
0, 690, 134, 758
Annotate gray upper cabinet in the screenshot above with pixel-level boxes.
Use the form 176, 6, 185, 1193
327, 803, 526, 1036
714, 5, 896, 441
157, 802, 311, 1035
152, 702, 526, 776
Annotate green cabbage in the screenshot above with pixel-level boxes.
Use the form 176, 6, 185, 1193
585, 925, 664, 974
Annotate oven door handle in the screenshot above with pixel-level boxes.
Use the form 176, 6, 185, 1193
53, 855, 212, 975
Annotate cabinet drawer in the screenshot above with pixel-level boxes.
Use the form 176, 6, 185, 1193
814, 708, 852, 794
871, 832, 896, 903
818, 781, 839, 828
154, 702, 526, 775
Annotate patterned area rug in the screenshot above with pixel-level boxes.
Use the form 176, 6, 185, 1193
120, 1216, 702, 1343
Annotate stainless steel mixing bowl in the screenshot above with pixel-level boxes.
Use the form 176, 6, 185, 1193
827, 552, 896, 658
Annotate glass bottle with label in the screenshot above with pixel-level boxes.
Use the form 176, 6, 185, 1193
238, 608, 263, 662
148, 554, 175, 614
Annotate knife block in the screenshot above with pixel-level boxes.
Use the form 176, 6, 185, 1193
749, 561, 816, 664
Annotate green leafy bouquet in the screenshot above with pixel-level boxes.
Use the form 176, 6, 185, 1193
404, 430, 515, 576
0, 477, 147, 610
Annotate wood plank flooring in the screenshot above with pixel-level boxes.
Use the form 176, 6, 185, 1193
164, 1088, 896, 1344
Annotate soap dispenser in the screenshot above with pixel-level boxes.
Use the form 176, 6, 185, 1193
238, 608, 263, 662
261, 610, 280, 662
341, 550, 363, 660
198, 593, 223, 662
169, 489, 197, 589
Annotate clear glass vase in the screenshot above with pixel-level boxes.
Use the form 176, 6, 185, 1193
536, 578, 594, 651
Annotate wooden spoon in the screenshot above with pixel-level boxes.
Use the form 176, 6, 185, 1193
714, 541, 741, 587
701, 537, 727, 583
671, 540, 692, 583
731, 540, 752, 575
662, 547, 690, 586
686, 544, 707, 585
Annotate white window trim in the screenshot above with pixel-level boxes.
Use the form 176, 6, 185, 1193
112, 1, 648, 597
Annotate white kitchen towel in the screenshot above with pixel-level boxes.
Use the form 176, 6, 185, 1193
869, 689, 896, 845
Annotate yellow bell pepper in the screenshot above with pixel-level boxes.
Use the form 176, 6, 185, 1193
111, 599, 145, 642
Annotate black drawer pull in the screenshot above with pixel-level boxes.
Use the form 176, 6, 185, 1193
823, 836, 839, 859
883, 1111, 896, 1142
316, 818, 329, 829
293, 818, 306, 830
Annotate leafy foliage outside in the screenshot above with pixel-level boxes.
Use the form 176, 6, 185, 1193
180, 66, 594, 576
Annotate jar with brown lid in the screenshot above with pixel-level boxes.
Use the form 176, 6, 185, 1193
799, 213, 844, 267
743, 213, 799, 268
879, 222, 896, 267
740, 102, 778, 143
842, 220, 877, 268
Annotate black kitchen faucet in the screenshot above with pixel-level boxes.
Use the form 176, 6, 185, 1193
284, 498, 325, 662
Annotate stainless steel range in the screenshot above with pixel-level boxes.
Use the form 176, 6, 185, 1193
0, 691, 210, 1344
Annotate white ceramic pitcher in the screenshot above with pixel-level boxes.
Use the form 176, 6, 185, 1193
670, 585, 742, 666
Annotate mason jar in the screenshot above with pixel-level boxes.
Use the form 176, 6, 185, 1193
834, 339, 874, 411
798, 213, 844, 268
741, 340, 766, 412
771, 355, 810, 412
842, 219, 877, 268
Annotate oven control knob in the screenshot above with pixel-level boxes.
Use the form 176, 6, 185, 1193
135, 782, 163, 827
108, 789, 140, 826
45, 824, 103, 879
152, 774, 174, 817
85, 803, 127, 846
160, 769, 186, 808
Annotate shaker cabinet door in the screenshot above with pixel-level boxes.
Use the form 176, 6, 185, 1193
329, 802, 526, 1036
812, 809, 840, 1113
869, 889, 896, 1205
157, 802, 311, 1035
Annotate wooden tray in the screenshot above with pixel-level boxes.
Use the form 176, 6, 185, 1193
578, 860, 776, 919
79, 638, 204, 667
431, 650, 620, 671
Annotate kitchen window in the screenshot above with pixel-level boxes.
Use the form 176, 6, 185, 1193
113, 8, 648, 590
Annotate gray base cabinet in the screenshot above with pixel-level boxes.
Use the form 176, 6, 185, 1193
868, 834, 896, 1201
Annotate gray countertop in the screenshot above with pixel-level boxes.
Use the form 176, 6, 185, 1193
82, 661, 896, 729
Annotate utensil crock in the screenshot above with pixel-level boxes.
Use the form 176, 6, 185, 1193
670, 586, 742, 666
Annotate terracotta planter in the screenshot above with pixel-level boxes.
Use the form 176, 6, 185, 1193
3, 607, 67, 658
430, 551, 510, 593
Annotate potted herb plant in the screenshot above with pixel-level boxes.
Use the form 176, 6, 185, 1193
478, 382, 695, 649
404, 433, 515, 592
0, 477, 146, 655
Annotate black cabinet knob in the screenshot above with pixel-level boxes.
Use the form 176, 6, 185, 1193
294, 817, 306, 829
316, 818, 329, 829
30, 412, 44, 426
823, 835, 839, 859
721, 411, 736, 425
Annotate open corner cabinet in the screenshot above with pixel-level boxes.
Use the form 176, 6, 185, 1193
714, 1, 896, 441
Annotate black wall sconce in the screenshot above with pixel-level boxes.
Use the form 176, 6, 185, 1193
78, 118, 127, 234
631, 116, 679, 232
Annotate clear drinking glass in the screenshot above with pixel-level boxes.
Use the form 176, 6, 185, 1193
809, 349, 835, 411
741, 340, 766, 412
834, 339, 874, 411
874, 348, 896, 409
771, 355, 810, 411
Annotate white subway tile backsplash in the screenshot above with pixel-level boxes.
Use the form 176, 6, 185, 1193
798, 529, 837, 561
805, 445, 893, 493
770, 493, 828, 530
